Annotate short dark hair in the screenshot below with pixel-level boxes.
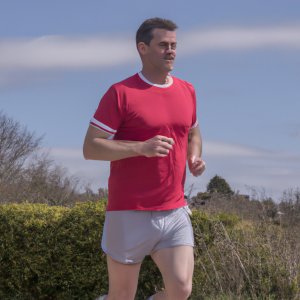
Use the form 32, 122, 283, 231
136, 18, 178, 49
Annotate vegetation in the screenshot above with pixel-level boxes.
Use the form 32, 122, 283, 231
0, 111, 43, 182
188, 188, 300, 299
0, 111, 93, 207
1, 190, 300, 299
206, 175, 234, 195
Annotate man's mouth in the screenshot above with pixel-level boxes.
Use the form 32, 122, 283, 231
164, 57, 174, 61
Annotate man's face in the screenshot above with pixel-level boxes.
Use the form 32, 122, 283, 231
144, 28, 177, 72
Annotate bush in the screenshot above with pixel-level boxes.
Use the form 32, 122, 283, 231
0, 201, 107, 299
196, 192, 211, 200
206, 175, 234, 195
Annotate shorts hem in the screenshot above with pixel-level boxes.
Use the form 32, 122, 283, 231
149, 243, 194, 255
101, 247, 144, 265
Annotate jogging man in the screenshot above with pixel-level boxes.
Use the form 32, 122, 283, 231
83, 18, 206, 300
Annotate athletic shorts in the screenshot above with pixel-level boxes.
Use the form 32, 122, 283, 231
101, 207, 194, 264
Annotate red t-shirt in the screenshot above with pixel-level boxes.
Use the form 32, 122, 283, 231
90, 72, 198, 211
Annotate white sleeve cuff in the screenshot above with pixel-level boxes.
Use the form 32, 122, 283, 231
191, 119, 198, 129
90, 117, 117, 135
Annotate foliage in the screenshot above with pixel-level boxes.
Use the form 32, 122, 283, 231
262, 197, 278, 219
189, 208, 300, 299
196, 192, 211, 200
206, 175, 234, 195
278, 188, 300, 226
1, 194, 300, 299
0, 111, 43, 182
0, 201, 107, 300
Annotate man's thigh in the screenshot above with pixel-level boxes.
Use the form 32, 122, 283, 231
106, 254, 142, 299
150, 246, 194, 295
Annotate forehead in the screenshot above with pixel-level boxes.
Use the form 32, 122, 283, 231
152, 28, 177, 43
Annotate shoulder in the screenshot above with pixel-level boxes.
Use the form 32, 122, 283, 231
172, 76, 196, 96
101, 74, 139, 110
109, 74, 139, 93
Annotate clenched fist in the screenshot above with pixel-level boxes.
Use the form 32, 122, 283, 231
188, 155, 206, 177
140, 135, 175, 157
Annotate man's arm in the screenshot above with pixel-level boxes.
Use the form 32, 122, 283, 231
187, 126, 202, 160
83, 125, 175, 161
187, 126, 206, 177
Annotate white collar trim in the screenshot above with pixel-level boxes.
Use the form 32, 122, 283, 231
138, 72, 173, 88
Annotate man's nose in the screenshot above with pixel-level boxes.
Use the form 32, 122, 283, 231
166, 45, 175, 53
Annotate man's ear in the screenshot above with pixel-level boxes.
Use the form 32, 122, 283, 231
137, 42, 147, 56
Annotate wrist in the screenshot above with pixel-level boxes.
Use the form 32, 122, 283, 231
133, 141, 145, 157
188, 155, 196, 162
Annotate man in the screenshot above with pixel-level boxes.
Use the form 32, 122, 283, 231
83, 18, 206, 300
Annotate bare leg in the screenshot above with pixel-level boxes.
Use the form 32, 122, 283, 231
150, 246, 194, 300
106, 254, 143, 300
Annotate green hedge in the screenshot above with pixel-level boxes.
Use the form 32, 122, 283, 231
0, 201, 105, 299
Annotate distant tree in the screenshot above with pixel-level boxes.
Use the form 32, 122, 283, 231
206, 175, 234, 195
98, 187, 108, 199
0, 111, 81, 206
0, 111, 43, 181
262, 197, 278, 219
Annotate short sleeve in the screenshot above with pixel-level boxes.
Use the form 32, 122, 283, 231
90, 85, 123, 138
187, 83, 198, 129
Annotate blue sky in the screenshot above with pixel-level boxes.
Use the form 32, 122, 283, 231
1, 0, 299, 200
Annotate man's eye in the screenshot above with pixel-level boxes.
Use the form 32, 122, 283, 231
160, 44, 176, 49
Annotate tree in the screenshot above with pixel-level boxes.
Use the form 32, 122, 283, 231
0, 111, 108, 206
262, 197, 278, 219
0, 111, 43, 181
206, 175, 234, 195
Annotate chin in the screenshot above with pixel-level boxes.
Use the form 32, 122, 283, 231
152, 61, 173, 73
161, 65, 174, 73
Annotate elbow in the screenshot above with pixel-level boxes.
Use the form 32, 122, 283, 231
83, 150, 89, 160
83, 144, 91, 160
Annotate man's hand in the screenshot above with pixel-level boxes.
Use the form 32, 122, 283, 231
188, 155, 206, 177
140, 135, 175, 157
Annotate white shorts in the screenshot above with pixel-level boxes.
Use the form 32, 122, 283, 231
101, 207, 194, 264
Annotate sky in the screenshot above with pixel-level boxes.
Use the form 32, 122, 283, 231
0, 0, 299, 201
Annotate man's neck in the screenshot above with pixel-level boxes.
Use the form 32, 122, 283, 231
140, 68, 169, 85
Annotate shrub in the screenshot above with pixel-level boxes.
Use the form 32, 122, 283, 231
196, 192, 211, 200
206, 175, 234, 195
0, 201, 108, 299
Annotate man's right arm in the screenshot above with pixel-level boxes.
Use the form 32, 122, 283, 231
83, 125, 175, 161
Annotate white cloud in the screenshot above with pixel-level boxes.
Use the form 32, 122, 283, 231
48, 140, 300, 201
0, 34, 138, 71
186, 140, 300, 200
178, 26, 300, 55
203, 140, 300, 162
0, 25, 299, 75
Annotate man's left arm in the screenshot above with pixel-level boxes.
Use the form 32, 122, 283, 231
187, 126, 206, 177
